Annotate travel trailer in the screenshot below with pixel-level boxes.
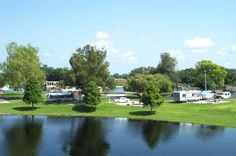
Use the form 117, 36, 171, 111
218, 92, 231, 99
173, 90, 202, 102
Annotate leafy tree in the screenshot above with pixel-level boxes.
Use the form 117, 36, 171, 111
156, 52, 179, 83
128, 74, 173, 94
224, 69, 236, 85
23, 77, 43, 109
157, 52, 177, 75
179, 68, 197, 86
195, 60, 227, 89
130, 66, 156, 76
0, 73, 6, 88
69, 44, 110, 88
105, 76, 115, 89
112, 73, 129, 79
1, 42, 45, 88
83, 81, 101, 110
141, 83, 163, 112
41, 65, 75, 86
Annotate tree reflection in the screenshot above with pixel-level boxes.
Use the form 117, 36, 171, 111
61, 118, 110, 156
142, 121, 179, 149
5, 116, 43, 156
196, 125, 224, 141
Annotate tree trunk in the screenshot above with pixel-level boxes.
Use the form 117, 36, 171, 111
32, 103, 34, 110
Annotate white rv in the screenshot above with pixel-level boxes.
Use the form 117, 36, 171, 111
219, 92, 231, 99
173, 90, 202, 102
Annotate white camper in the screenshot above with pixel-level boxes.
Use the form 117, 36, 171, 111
173, 90, 202, 102
220, 92, 231, 99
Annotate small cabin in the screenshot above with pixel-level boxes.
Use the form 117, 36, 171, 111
173, 90, 202, 102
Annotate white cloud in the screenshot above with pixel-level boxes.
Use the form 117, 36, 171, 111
231, 45, 236, 51
217, 48, 227, 56
120, 51, 138, 63
92, 32, 138, 63
184, 36, 215, 49
167, 49, 186, 60
95, 31, 111, 40
42, 52, 51, 57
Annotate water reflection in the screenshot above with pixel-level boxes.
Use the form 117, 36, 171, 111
142, 121, 179, 149
4, 116, 43, 156
61, 118, 110, 156
196, 125, 224, 141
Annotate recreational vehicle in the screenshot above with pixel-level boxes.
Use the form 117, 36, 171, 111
173, 90, 202, 102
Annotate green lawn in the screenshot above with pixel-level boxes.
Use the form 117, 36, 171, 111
1, 95, 236, 127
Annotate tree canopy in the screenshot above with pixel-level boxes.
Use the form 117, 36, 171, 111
69, 44, 110, 88
83, 81, 101, 109
141, 82, 163, 111
157, 52, 177, 75
195, 60, 227, 89
23, 77, 43, 109
128, 74, 173, 94
41, 65, 75, 86
1, 42, 45, 88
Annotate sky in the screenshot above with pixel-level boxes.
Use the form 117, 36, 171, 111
1, 0, 236, 74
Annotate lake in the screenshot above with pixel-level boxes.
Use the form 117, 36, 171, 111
0, 115, 235, 156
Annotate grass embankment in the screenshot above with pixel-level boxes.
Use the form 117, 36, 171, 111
1, 92, 236, 127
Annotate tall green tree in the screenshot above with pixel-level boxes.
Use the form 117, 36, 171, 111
141, 83, 163, 112
156, 52, 179, 83
157, 52, 177, 74
1, 42, 45, 88
195, 60, 227, 89
23, 77, 43, 109
69, 44, 110, 88
83, 81, 101, 110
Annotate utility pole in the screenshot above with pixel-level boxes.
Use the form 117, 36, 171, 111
204, 71, 207, 91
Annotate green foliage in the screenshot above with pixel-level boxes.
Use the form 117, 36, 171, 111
1, 42, 45, 88
196, 60, 227, 89
225, 69, 236, 85
179, 68, 197, 86
130, 66, 156, 76
157, 52, 177, 74
41, 65, 75, 86
83, 81, 101, 109
128, 74, 173, 94
105, 76, 116, 89
141, 83, 163, 111
69, 44, 110, 88
23, 77, 43, 109
0, 73, 6, 87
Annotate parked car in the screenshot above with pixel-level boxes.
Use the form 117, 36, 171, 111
113, 97, 130, 103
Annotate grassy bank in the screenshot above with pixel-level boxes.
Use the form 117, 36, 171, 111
1, 96, 236, 127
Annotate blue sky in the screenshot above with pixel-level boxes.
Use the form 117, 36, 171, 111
1, 0, 236, 74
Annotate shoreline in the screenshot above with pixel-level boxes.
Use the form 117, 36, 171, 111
0, 99, 236, 128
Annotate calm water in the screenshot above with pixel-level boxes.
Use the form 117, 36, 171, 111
0, 116, 235, 156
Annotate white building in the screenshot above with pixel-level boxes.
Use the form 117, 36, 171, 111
45, 81, 59, 91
